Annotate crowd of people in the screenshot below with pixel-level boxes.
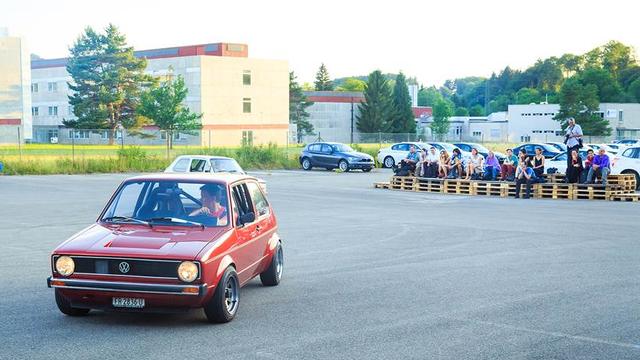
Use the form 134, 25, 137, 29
393, 117, 612, 199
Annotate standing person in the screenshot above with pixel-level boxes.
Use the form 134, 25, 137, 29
447, 148, 463, 179
483, 151, 501, 180
532, 147, 545, 178
514, 161, 536, 199
566, 150, 583, 183
585, 148, 611, 186
564, 117, 583, 169
438, 150, 450, 178
465, 148, 484, 180
424, 146, 440, 178
501, 148, 518, 181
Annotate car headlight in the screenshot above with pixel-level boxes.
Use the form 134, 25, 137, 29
177, 261, 199, 282
55, 256, 75, 276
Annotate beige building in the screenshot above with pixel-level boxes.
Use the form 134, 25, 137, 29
30, 43, 288, 146
0, 29, 32, 143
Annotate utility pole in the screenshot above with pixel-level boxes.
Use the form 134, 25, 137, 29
350, 97, 354, 144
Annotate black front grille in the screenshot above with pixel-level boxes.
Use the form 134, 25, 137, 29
61, 256, 187, 279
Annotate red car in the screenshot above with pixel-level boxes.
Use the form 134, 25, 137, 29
47, 173, 283, 323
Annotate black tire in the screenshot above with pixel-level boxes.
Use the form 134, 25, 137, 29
338, 160, 350, 172
325, 167, 333, 171
362, 168, 372, 173
301, 157, 312, 171
55, 289, 90, 316
383, 156, 395, 168
260, 242, 283, 286
622, 170, 640, 190
204, 267, 240, 323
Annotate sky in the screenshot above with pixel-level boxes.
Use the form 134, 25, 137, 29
2, 0, 640, 87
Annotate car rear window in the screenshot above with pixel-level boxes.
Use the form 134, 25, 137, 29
172, 158, 189, 172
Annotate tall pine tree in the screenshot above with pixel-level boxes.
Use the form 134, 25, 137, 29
389, 73, 416, 133
356, 70, 393, 133
65, 24, 152, 144
553, 77, 611, 136
314, 63, 334, 91
289, 72, 315, 142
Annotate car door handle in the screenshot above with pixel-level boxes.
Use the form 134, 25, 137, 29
256, 225, 262, 232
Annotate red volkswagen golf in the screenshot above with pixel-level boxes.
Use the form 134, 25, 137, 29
47, 173, 283, 323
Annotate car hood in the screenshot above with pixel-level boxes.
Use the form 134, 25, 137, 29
54, 223, 231, 260
346, 151, 373, 159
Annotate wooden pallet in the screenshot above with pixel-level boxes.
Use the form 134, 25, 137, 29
543, 173, 567, 183
607, 174, 637, 192
534, 183, 574, 200
609, 193, 640, 202
443, 179, 474, 195
573, 184, 609, 200
390, 176, 415, 191
474, 181, 503, 196
415, 178, 444, 193
373, 182, 391, 190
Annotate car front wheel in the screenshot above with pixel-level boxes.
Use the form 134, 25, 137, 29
204, 267, 240, 323
55, 289, 90, 316
339, 160, 350, 172
301, 157, 312, 171
260, 242, 283, 286
384, 156, 395, 168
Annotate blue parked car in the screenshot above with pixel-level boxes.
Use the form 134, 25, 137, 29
300, 142, 374, 172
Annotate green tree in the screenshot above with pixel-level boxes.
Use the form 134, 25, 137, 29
418, 86, 444, 107
336, 78, 366, 92
628, 78, 640, 102
65, 24, 152, 144
431, 99, 452, 140
454, 107, 469, 116
289, 72, 315, 142
356, 70, 393, 133
389, 73, 416, 133
554, 77, 610, 136
601, 40, 635, 79
137, 74, 202, 150
314, 63, 334, 91
578, 67, 624, 102
515, 87, 541, 104
469, 104, 484, 116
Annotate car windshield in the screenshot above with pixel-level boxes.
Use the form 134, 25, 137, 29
101, 180, 229, 227
211, 159, 244, 173
332, 144, 354, 152
468, 143, 490, 153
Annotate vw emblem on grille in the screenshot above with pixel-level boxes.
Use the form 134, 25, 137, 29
118, 261, 130, 274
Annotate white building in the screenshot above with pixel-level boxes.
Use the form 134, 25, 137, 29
507, 103, 640, 143
0, 29, 32, 143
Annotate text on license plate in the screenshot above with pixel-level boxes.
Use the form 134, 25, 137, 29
112, 297, 145, 308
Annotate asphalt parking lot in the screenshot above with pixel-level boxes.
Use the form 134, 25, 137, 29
1, 169, 639, 360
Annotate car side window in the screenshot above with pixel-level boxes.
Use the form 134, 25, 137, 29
308, 144, 321, 152
398, 144, 410, 151
391, 144, 400, 151
172, 158, 189, 172
247, 182, 269, 217
622, 148, 633, 158
321, 144, 333, 153
231, 183, 255, 226
190, 159, 207, 172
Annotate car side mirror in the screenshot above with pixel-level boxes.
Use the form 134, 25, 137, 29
237, 212, 256, 226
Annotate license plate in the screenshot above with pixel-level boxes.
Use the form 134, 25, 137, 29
112, 297, 145, 308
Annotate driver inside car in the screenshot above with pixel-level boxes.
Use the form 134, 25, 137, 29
189, 184, 228, 226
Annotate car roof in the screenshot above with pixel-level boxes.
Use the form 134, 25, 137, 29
124, 172, 256, 185
173, 155, 234, 161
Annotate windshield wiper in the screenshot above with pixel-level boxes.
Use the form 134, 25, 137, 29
146, 217, 205, 229
102, 216, 151, 227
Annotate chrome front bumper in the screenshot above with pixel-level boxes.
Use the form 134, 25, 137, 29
47, 277, 207, 297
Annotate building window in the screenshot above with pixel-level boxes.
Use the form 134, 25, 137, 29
242, 130, 254, 146
160, 132, 181, 140
70, 130, 90, 139
31, 83, 39, 93
472, 131, 482, 137
520, 135, 531, 142
48, 82, 57, 92
32, 107, 39, 116
243, 98, 251, 113
243, 70, 251, 85
101, 130, 123, 140
48, 106, 58, 116
48, 129, 58, 139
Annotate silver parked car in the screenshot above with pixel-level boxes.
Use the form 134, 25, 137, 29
165, 155, 267, 192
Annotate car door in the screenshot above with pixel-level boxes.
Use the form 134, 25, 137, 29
394, 143, 410, 163
245, 181, 276, 275
307, 144, 323, 166
230, 182, 262, 284
316, 144, 336, 168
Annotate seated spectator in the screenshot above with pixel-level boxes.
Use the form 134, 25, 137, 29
465, 148, 484, 180
585, 148, 611, 186
438, 150, 450, 178
414, 148, 427, 177
423, 146, 439, 178
500, 148, 518, 181
566, 150, 583, 183
394, 145, 420, 176
518, 148, 530, 168
483, 151, 501, 180
514, 160, 536, 199
447, 148, 464, 179
581, 149, 595, 183
532, 147, 545, 178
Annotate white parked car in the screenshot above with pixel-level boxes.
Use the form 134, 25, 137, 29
545, 150, 590, 175
165, 155, 267, 192
613, 139, 640, 147
587, 143, 618, 155
377, 142, 429, 168
611, 146, 640, 190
